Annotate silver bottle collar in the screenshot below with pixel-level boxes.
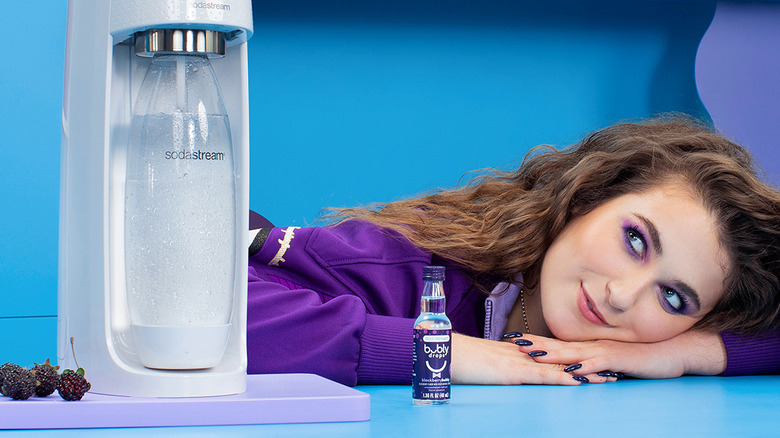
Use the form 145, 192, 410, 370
134, 29, 225, 58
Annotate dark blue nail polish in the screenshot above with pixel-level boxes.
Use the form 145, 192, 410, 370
614, 372, 625, 379
572, 375, 589, 383
528, 350, 547, 357
513, 339, 533, 346
564, 363, 583, 373
597, 371, 618, 378
502, 332, 523, 339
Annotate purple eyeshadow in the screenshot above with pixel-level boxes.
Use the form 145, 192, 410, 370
622, 220, 648, 262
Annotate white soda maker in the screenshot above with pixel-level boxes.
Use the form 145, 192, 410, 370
58, 0, 252, 397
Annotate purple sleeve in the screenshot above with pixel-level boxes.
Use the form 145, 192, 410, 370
246, 223, 430, 386
721, 329, 780, 376
246, 265, 416, 386
357, 314, 415, 384
247, 265, 360, 386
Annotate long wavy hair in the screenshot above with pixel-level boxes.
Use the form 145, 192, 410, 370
327, 115, 780, 334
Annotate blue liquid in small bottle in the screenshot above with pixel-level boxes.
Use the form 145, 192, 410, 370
413, 266, 451, 405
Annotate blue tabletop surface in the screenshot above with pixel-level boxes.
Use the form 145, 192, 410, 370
3, 375, 779, 437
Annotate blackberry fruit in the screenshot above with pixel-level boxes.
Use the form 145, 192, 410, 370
0, 363, 36, 400
57, 368, 91, 401
30, 359, 61, 397
0, 362, 17, 388
0, 362, 21, 386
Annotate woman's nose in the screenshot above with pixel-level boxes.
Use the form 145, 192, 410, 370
606, 275, 650, 311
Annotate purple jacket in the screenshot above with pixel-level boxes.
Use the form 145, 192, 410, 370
247, 220, 780, 385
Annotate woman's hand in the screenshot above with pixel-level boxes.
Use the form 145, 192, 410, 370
512, 330, 727, 379
451, 333, 597, 385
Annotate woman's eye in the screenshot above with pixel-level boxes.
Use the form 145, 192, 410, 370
625, 228, 646, 258
662, 287, 685, 313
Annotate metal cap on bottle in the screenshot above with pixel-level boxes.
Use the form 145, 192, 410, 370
423, 266, 445, 282
134, 29, 226, 58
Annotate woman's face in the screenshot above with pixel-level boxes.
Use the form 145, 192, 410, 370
539, 183, 729, 343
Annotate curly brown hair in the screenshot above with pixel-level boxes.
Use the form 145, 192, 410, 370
327, 115, 780, 334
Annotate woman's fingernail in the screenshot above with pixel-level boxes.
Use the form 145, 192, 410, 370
564, 363, 583, 373
572, 375, 589, 383
597, 371, 618, 378
502, 332, 523, 339
528, 350, 548, 357
513, 339, 533, 346
614, 372, 625, 379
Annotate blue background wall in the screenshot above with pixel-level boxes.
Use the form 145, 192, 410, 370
248, 0, 714, 226
0, 0, 722, 366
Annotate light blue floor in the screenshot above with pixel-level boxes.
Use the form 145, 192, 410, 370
3, 376, 779, 437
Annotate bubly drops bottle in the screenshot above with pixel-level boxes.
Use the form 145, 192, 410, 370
413, 265, 452, 405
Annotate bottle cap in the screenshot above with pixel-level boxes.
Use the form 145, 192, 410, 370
423, 266, 445, 281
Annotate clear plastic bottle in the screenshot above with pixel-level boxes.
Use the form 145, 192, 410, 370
413, 266, 452, 405
124, 54, 235, 369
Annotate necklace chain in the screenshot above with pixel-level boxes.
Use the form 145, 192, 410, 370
519, 289, 530, 334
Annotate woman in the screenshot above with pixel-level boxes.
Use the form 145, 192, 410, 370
246, 115, 780, 386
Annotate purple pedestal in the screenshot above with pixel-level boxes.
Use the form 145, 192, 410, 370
1, 373, 370, 430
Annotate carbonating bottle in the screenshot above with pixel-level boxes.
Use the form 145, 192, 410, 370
124, 54, 236, 369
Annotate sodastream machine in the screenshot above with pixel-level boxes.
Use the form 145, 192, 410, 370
59, 0, 252, 397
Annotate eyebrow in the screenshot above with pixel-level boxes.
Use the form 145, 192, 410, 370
636, 213, 703, 313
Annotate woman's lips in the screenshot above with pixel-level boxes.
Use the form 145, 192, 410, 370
577, 285, 610, 326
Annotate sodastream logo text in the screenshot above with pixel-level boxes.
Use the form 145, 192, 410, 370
165, 150, 225, 161
192, 2, 231, 11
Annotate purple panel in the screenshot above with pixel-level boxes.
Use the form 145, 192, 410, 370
695, 2, 780, 184
1, 374, 370, 430
249, 209, 275, 228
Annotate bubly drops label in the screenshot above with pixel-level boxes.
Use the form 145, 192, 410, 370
413, 328, 451, 401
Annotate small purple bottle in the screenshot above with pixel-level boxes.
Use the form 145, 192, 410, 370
412, 266, 451, 405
